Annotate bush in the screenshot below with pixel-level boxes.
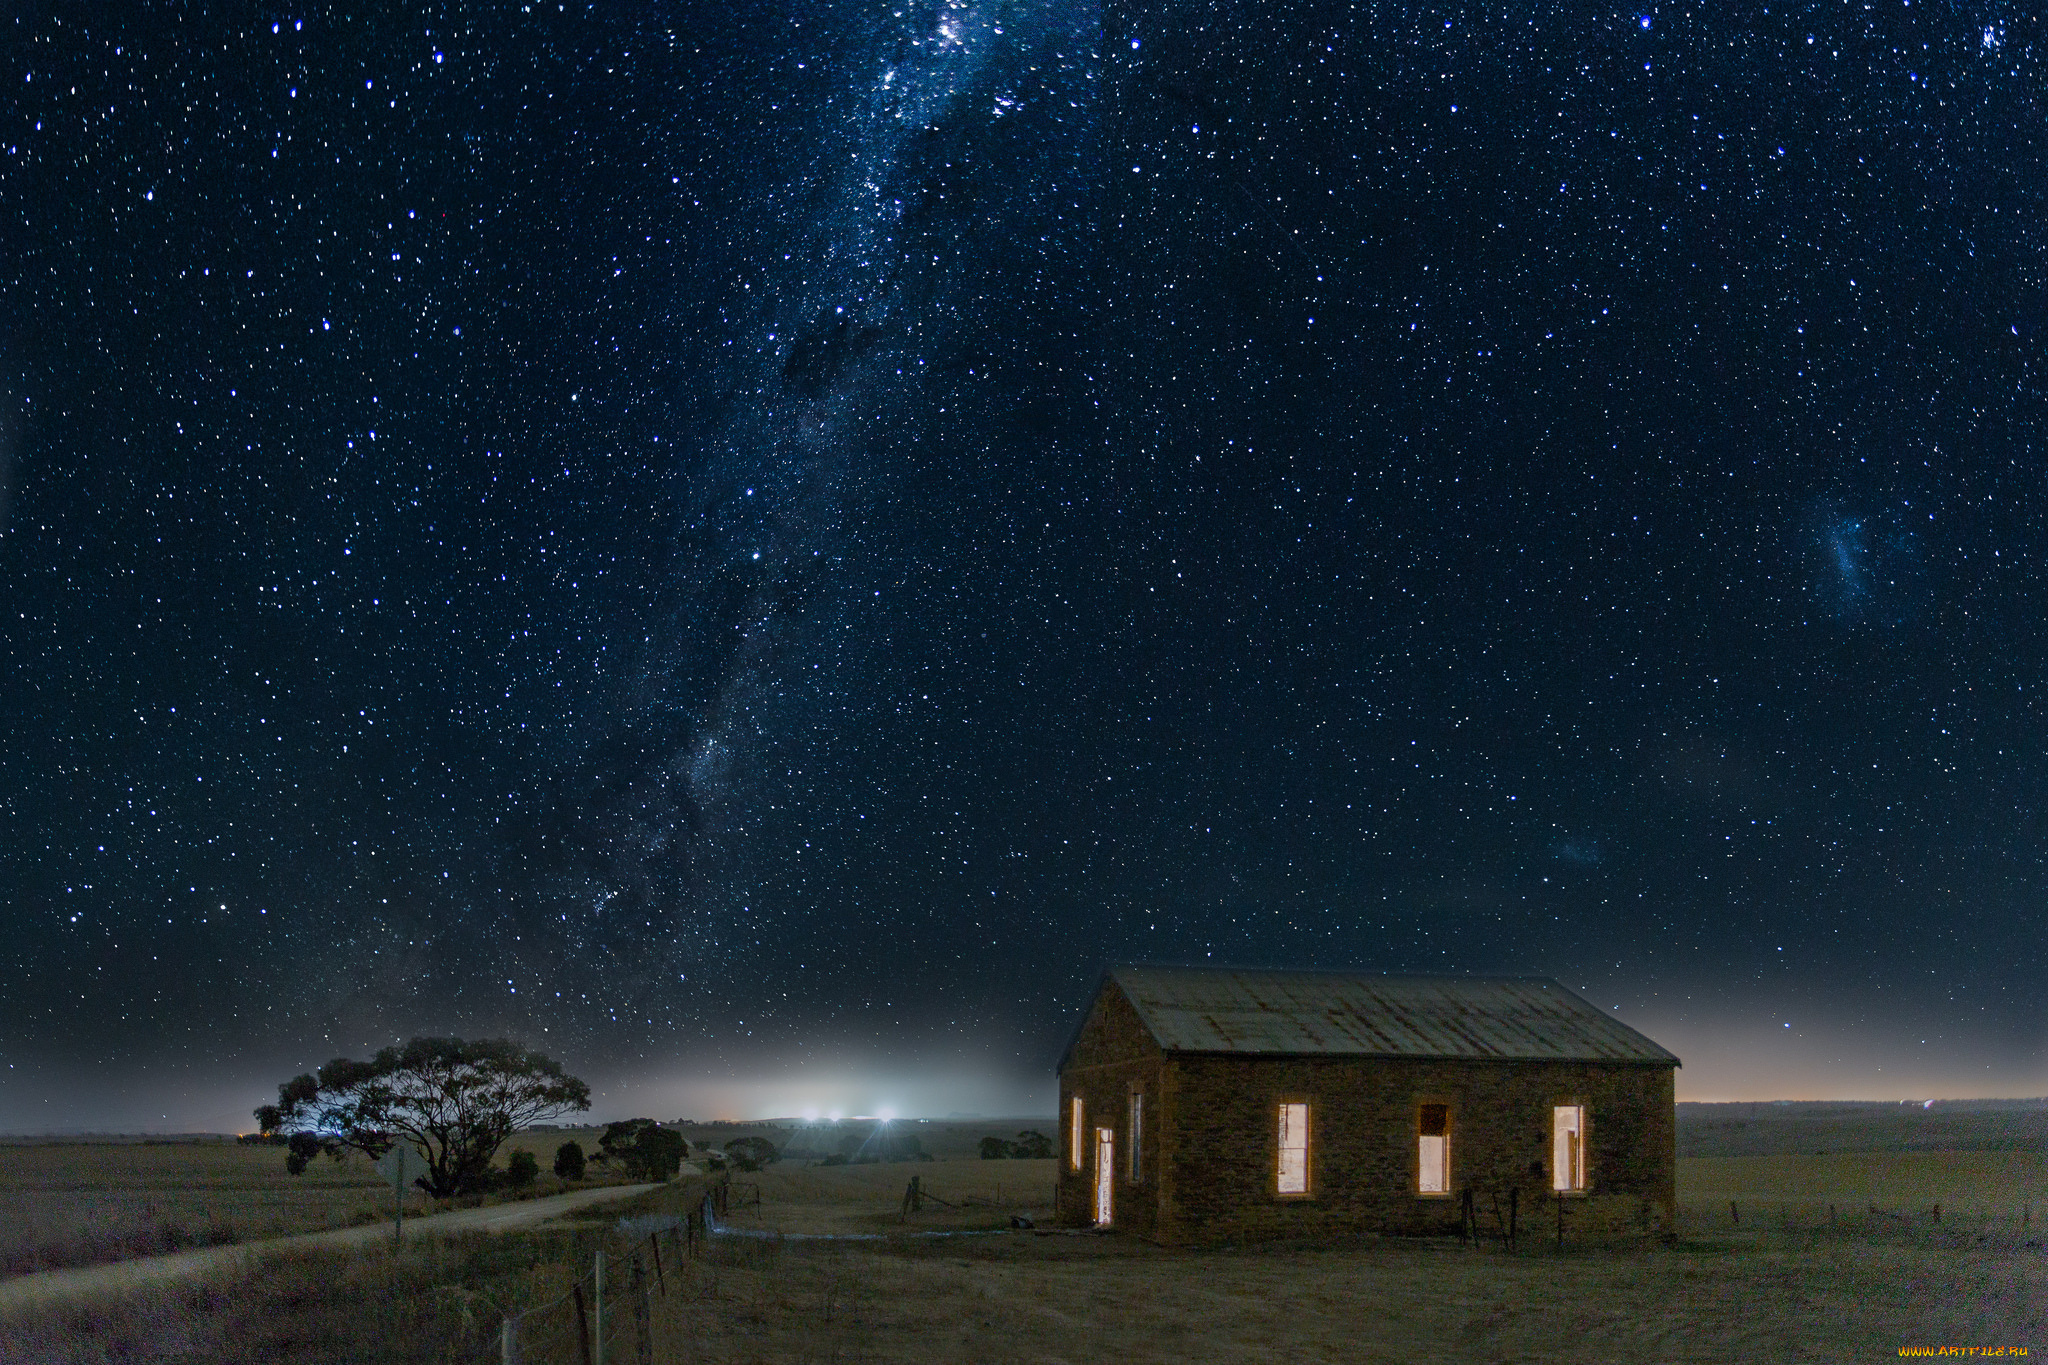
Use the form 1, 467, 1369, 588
553, 1140, 586, 1181
1011, 1130, 1054, 1159
596, 1120, 686, 1182
726, 1135, 779, 1169
979, 1135, 1010, 1160
505, 1149, 539, 1188
285, 1132, 324, 1176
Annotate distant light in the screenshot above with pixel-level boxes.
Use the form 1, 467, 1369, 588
877, 1107, 897, 1122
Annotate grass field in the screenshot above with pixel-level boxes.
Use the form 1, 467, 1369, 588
1680, 1151, 2048, 1231
0, 1129, 640, 1278
2, 1115, 2043, 1362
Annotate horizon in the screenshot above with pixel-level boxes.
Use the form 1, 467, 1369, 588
8, 1095, 2048, 1142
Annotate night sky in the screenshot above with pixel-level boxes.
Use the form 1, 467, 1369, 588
3, 0, 2043, 1131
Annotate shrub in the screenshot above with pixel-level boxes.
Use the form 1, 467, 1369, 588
553, 1140, 586, 1181
1012, 1130, 1055, 1159
285, 1132, 324, 1176
505, 1150, 539, 1188
595, 1120, 686, 1182
726, 1135, 779, 1169
979, 1136, 1010, 1160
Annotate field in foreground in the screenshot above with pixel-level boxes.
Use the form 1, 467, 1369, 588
2, 1151, 2042, 1363
0, 1130, 639, 1278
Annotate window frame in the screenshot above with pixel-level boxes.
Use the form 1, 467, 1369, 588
1415, 1100, 1453, 1198
1127, 1088, 1144, 1184
1069, 1095, 1085, 1172
1275, 1097, 1312, 1199
1552, 1101, 1589, 1194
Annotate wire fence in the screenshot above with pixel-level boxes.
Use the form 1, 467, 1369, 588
493, 1175, 746, 1365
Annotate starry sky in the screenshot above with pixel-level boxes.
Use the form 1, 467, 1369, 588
3, 0, 2043, 1131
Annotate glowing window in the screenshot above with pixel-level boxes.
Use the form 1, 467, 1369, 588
1128, 1091, 1144, 1183
1418, 1103, 1449, 1194
1277, 1102, 1309, 1195
1069, 1096, 1084, 1170
1553, 1105, 1586, 1191
1094, 1128, 1114, 1226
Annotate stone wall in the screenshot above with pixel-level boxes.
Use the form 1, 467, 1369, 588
1056, 980, 1166, 1236
1158, 1053, 1675, 1245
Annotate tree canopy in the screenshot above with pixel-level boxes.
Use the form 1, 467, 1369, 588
594, 1118, 686, 1182
254, 1037, 590, 1197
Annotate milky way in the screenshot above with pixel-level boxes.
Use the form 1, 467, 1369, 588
513, 0, 1096, 1026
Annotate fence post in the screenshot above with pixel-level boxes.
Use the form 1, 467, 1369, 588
593, 1249, 607, 1365
500, 1315, 518, 1365
573, 1285, 593, 1365
1556, 1191, 1564, 1249
1729, 1200, 1739, 1226
650, 1232, 666, 1296
631, 1253, 653, 1365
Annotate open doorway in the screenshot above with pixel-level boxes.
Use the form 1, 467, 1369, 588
1093, 1127, 1114, 1227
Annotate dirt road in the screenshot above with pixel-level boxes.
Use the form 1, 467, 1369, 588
0, 1182, 657, 1312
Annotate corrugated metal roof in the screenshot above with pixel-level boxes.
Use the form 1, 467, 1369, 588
1109, 966, 1679, 1064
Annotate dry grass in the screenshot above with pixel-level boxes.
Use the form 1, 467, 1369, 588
640, 1230, 2040, 1365
0, 1140, 385, 1277
618, 1155, 2044, 1364
0, 1228, 606, 1364
1678, 1151, 2048, 1229
3, 1148, 2043, 1362
0, 1135, 634, 1278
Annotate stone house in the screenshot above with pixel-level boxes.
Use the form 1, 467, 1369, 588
1055, 965, 1679, 1244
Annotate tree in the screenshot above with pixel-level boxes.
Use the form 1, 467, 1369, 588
505, 1149, 540, 1189
979, 1134, 1010, 1160
554, 1140, 587, 1181
725, 1134, 779, 1170
254, 1037, 591, 1198
1012, 1130, 1054, 1160
594, 1119, 685, 1182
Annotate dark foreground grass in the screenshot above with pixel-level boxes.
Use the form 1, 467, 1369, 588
4, 1167, 2042, 1364
0, 1228, 607, 1365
